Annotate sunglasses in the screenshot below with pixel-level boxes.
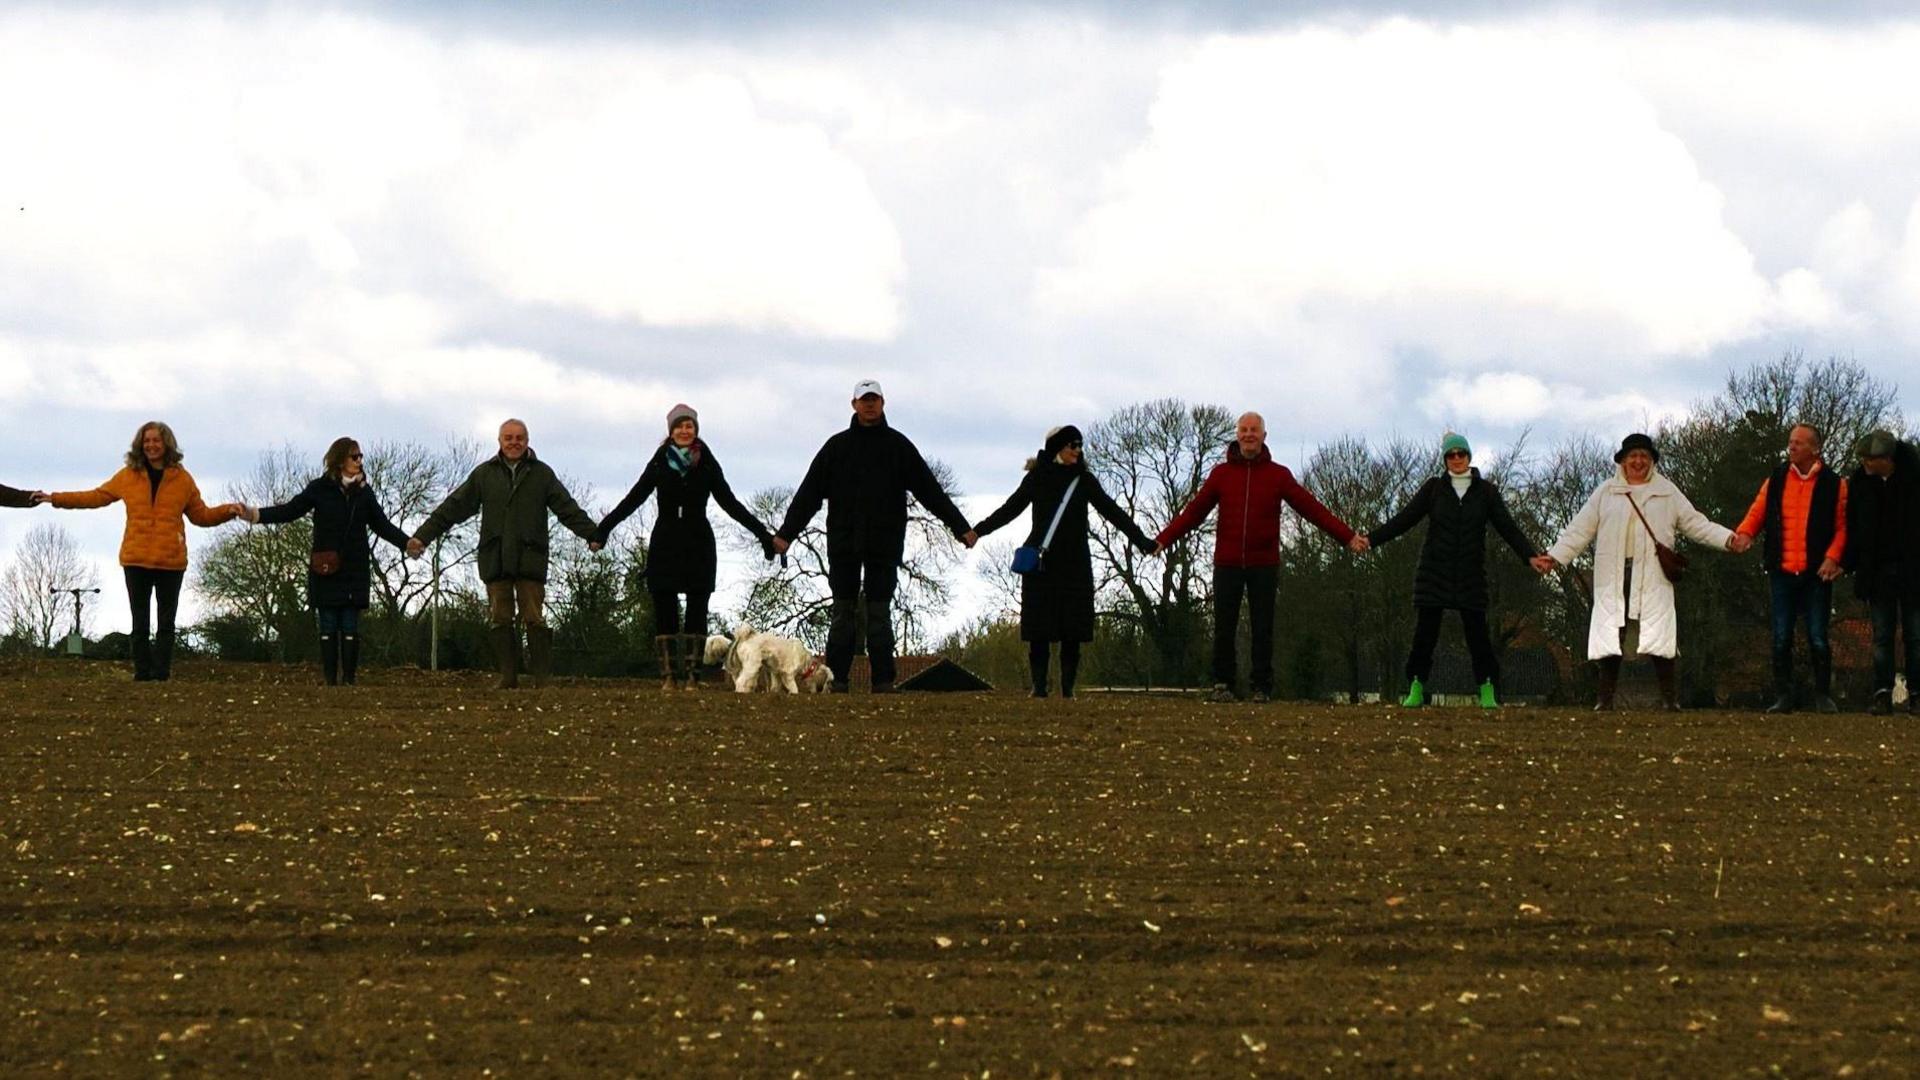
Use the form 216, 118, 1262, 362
1065, 441, 1083, 450
348, 453, 364, 461
1444, 450, 1469, 459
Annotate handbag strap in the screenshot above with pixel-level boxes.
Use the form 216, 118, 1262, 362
1623, 490, 1663, 548
1038, 475, 1083, 554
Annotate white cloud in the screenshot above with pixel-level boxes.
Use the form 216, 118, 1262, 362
1037, 20, 1819, 366
1424, 371, 1667, 430
0, 9, 902, 346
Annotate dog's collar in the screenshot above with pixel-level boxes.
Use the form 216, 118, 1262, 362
799, 657, 821, 681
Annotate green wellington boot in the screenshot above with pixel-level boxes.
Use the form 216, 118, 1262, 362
1478, 680, 1498, 709
1401, 678, 1426, 708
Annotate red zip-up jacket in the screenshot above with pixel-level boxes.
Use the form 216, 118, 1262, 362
1154, 442, 1355, 568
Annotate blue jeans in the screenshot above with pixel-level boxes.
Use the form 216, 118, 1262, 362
1868, 592, 1920, 694
316, 606, 361, 635
1769, 570, 1832, 691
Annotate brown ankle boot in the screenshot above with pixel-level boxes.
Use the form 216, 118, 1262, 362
1651, 656, 1680, 711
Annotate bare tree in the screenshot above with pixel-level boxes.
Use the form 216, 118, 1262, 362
1, 522, 100, 649
1083, 398, 1234, 685
362, 436, 487, 627
194, 445, 313, 658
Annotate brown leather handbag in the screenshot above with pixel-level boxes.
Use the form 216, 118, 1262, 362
310, 550, 342, 576
1624, 493, 1688, 584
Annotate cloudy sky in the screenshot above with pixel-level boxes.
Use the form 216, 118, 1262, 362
4, 1, 1917, 635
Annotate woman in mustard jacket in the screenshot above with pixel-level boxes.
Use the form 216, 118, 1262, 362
50, 421, 242, 681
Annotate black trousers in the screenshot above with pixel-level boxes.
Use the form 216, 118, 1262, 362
124, 566, 184, 681
827, 551, 900, 686
1406, 606, 1499, 684
1028, 639, 1083, 695
1212, 565, 1277, 693
651, 590, 711, 637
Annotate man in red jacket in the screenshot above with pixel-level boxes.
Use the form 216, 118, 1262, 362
1155, 412, 1368, 702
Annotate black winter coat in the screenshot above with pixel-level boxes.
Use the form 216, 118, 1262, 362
256, 477, 411, 610
594, 440, 773, 595
777, 415, 971, 560
1844, 441, 1920, 603
1366, 470, 1538, 612
974, 458, 1153, 642
0, 482, 34, 508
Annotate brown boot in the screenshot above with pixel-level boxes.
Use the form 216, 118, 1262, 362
1594, 656, 1621, 711
655, 635, 677, 692
490, 625, 520, 689
677, 634, 704, 690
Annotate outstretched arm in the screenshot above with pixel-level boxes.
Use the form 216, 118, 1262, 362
413, 469, 484, 546
776, 444, 832, 543
707, 457, 775, 551
1484, 484, 1540, 562
904, 442, 973, 540
1279, 470, 1357, 546
1086, 475, 1156, 553
1153, 471, 1221, 551
972, 473, 1035, 539
595, 466, 658, 545
255, 486, 319, 527
1366, 480, 1436, 550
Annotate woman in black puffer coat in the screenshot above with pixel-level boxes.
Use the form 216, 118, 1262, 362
974, 425, 1157, 698
249, 437, 412, 685
1365, 433, 1540, 708
595, 403, 776, 689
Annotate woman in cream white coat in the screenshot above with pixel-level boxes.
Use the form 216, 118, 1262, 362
1534, 433, 1749, 711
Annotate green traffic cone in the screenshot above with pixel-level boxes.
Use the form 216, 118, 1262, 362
1401, 678, 1426, 708
1478, 680, 1498, 709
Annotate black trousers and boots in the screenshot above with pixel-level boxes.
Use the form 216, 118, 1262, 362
1212, 565, 1277, 698
652, 590, 711, 690
1405, 606, 1499, 686
125, 567, 184, 681
826, 552, 899, 692
1028, 640, 1083, 698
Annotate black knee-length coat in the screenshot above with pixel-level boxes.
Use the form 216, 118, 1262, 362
1366, 469, 1539, 612
256, 477, 412, 610
594, 441, 773, 595
974, 458, 1154, 642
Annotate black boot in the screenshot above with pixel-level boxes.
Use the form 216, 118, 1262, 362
153, 630, 175, 681
1651, 656, 1680, 711
1029, 642, 1050, 698
490, 625, 520, 689
1059, 643, 1081, 700
319, 634, 340, 686
1594, 656, 1621, 711
1811, 649, 1838, 713
339, 634, 359, 685
525, 625, 554, 688
1870, 689, 1892, 715
131, 635, 153, 682
1766, 647, 1794, 714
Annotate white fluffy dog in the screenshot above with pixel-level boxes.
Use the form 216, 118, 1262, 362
703, 624, 834, 693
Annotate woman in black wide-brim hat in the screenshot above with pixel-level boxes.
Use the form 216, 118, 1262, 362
973, 425, 1156, 698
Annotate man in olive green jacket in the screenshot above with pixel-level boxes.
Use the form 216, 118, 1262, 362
409, 419, 598, 688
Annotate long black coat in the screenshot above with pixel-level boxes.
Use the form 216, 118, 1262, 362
974, 458, 1153, 642
257, 477, 411, 610
1844, 441, 1920, 604
0, 482, 34, 508
595, 440, 772, 595
777, 415, 971, 560
1366, 470, 1538, 612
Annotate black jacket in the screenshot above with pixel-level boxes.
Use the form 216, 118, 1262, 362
1367, 470, 1538, 612
974, 457, 1154, 642
1844, 440, 1920, 603
595, 440, 773, 594
777, 415, 970, 559
256, 477, 411, 610
0, 483, 34, 508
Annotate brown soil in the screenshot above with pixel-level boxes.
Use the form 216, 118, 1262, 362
4, 659, 1917, 1077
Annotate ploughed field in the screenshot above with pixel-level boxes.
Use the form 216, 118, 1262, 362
4, 661, 1918, 1077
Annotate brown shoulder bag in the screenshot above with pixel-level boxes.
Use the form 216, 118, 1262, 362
1624, 493, 1687, 584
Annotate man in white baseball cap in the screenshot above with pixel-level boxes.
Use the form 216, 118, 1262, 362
773, 379, 976, 692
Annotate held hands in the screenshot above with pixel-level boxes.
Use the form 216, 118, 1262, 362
1134, 536, 1157, 556
1726, 532, 1754, 554
587, 540, 603, 553
406, 537, 426, 559
759, 536, 777, 561
1816, 556, 1843, 582
1347, 535, 1371, 554
960, 529, 978, 550
30, 490, 51, 505
771, 536, 791, 556
1529, 554, 1558, 575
